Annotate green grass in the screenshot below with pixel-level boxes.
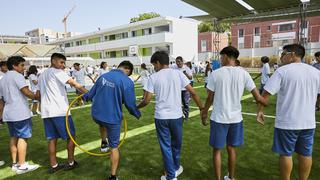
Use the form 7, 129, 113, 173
0, 76, 319, 180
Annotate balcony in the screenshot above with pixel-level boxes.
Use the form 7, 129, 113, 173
64, 32, 173, 54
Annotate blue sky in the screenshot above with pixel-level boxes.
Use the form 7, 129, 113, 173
0, 0, 206, 35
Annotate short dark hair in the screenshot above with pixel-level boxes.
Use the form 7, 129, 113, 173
118, 61, 134, 76
100, 61, 107, 69
0, 61, 7, 67
283, 44, 305, 59
176, 56, 183, 61
261, 56, 270, 63
51, 53, 66, 62
28, 65, 38, 76
150, 51, 169, 65
141, 63, 147, 70
73, 63, 80, 67
7, 56, 25, 70
235, 59, 241, 66
220, 46, 239, 59
315, 51, 320, 57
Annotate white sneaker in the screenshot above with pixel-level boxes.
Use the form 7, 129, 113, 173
16, 163, 39, 174
224, 175, 235, 180
175, 165, 183, 177
0, 160, 4, 166
160, 175, 177, 180
12, 163, 19, 171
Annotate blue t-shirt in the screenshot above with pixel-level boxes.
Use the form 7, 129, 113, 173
84, 69, 141, 124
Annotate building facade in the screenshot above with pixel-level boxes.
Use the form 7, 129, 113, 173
25, 28, 81, 44
50, 16, 199, 65
231, 16, 320, 58
198, 32, 229, 61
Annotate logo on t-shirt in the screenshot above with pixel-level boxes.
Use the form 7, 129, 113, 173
102, 78, 115, 88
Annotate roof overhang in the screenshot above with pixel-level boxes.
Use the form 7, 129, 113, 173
182, 0, 320, 23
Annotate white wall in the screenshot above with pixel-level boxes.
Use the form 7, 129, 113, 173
170, 18, 198, 62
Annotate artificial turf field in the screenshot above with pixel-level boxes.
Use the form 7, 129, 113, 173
0, 74, 319, 180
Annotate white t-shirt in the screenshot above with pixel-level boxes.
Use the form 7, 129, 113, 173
207, 66, 256, 124
140, 69, 150, 86
2, 71, 31, 122
144, 68, 190, 119
98, 68, 109, 77
261, 63, 270, 84
38, 68, 72, 118
264, 63, 320, 130
72, 68, 87, 86
171, 65, 192, 90
0, 71, 5, 81
29, 74, 38, 92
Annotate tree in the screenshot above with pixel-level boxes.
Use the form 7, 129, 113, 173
198, 21, 231, 33
130, 12, 161, 23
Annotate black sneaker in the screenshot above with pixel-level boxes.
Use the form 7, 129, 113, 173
101, 140, 110, 152
108, 175, 118, 180
47, 163, 65, 174
64, 161, 78, 171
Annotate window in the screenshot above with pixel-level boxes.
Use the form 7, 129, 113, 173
65, 43, 71, 47
143, 28, 152, 35
266, 40, 272, 46
121, 32, 128, 38
201, 40, 207, 52
122, 50, 128, 57
109, 35, 116, 41
88, 37, 101, 44
254, 42, 260, 48
254, 27, 260, 36
131, 31, 136, 37
110, 51, 116, 58
301, 21, 308, 29
279, 24, 294, 32
238, 43, 244, 49
239, 29, 244, 37
154, 25, 170, 33
267, 26, 271, 31
155, 45, 170, 54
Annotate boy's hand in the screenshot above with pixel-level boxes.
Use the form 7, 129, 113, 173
256, 111, 265, 125
200, 109, 208, 126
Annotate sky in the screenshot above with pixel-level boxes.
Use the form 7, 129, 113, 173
0, 0, 206, 35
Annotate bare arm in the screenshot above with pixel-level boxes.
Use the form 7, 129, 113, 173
32, 80, 38, 85
251, 88, 268, 106
256, 91, 271, 125
20, 86, 36, 99
183, 71, 193, 80
67, 79, 88, 94
185, 84, 203, 110
252, 73, 262, 81
0, 99, 4, 119
137, 91, 153, 109
135, 75, 141, 82
200, 89, 214, 126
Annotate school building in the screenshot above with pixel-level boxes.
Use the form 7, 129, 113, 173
231, 16, 320, 58
50, 16, 199, 66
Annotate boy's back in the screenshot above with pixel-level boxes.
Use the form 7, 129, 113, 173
145, 68, 189, 119
264, 63, 320, 129
207, 66, 255, 123
2, 71, 30, 121
38, 67, 70, 118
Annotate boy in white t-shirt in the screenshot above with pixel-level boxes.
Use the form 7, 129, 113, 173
171, 56, 193, 121
138, 51, 203, 180
72, 63, 94, 106
1, 56, 39, 174
28, 65, 40, 115
253, 56, 271, 94
37, 53, 88, 174
201, 46, 267, 180
257, 44, 320, 180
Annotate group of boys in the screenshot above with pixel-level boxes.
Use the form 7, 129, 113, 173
0, 44, 319, 180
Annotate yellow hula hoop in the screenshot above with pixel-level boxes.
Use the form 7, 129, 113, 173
65, 94, 128, 157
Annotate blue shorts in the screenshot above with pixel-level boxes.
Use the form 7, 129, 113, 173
272, 128, 315, 156
7, 118, 32, 139
209, 121, 244, 149
94, 119, 121, 148
43, 116, 75, 140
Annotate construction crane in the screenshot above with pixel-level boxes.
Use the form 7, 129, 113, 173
62, 5, 76, 36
